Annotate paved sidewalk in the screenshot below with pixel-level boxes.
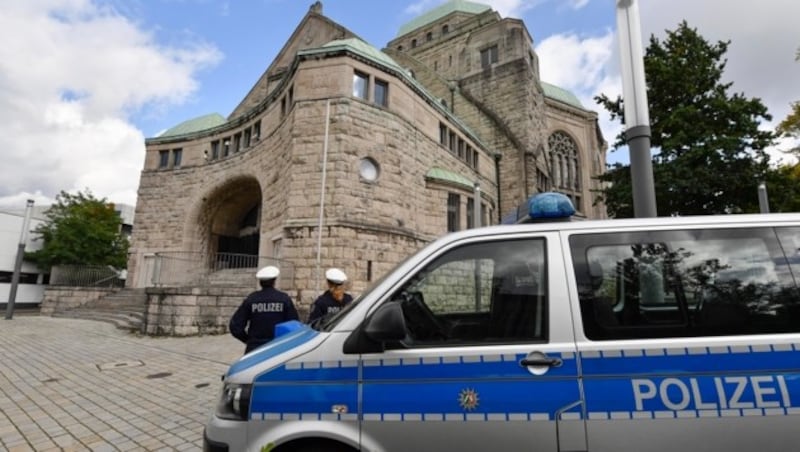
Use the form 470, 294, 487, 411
0, 315, 242, 451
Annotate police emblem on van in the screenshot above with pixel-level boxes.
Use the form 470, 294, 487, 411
458, 388, 480, 411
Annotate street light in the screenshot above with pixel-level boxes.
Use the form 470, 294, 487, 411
616, 0, 657, 217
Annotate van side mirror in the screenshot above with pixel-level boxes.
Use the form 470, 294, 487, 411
364, 302, 407, 342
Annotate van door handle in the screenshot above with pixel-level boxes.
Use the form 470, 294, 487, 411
520, 356, 562, 367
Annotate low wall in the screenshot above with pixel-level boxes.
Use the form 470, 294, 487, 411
142, 287, 310, 336
40, 287, 118, 315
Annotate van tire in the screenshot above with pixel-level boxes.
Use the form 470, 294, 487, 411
275, 439, 355, 452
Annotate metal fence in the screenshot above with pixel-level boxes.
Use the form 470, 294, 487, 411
50, 265, 126, 287
149, 252, 294, 288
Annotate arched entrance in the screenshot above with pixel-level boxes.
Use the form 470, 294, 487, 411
204, 177, 262, 269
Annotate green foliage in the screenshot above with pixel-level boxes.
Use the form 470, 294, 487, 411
594, 21, 776, 217
26, 190, 129, 269
778, 102, 800, 140
777, 46, 800, 153
764, 163, 800, 213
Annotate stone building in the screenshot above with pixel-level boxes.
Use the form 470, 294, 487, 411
126, 1, 606, 333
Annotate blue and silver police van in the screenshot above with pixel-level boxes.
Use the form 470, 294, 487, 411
204, 193, 800, 451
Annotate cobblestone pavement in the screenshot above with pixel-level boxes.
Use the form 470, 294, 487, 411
0, 315, 242, 451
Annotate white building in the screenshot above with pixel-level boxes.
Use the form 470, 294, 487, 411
0, 209, 47, 306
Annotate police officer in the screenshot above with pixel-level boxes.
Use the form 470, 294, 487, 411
229, 265, 299, 354
308, 268, 353, 324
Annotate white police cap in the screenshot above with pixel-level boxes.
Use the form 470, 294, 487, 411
325, 268, 347, 284
256, 265, 280, 280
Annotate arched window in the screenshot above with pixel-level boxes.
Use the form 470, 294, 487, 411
548, 131, 580, 191
442, 24, 450, 34
411, 39, 417, 48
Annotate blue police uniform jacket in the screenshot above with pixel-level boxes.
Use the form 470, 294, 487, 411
229, 286, 299, 353
307, 290, 353, 323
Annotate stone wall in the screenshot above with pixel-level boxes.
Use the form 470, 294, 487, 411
40, 287, 118, 315
141, 286, 311, 337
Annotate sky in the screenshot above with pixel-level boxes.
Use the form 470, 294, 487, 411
0, 0, 798, 210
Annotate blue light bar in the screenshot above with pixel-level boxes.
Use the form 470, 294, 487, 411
500, 192, 577, 224
527, 192, 575, 221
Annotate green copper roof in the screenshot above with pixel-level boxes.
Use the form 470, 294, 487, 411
426, 167, 475, 190
397, 0, 491, 37
311, 38, 405, 72
159, 113, 227, 138
541, 81, 584, 109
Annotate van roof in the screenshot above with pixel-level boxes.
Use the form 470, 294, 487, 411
450, 212, 800, 242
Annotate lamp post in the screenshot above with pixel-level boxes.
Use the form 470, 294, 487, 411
5, 199, 35, 320
616, 0, 657, 217
473, 182, 481, 228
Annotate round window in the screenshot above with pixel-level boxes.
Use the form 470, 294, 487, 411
359, 157, 380, 182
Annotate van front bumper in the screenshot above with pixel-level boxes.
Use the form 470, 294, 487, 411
203, 428, 229, 452
204, 414, 249, 451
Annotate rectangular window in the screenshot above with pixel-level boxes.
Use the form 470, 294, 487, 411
387, 238, 547, 346
233, 133, 242, 153
374, 79, 388, 107
481, 45, 499, 69
439, 123, 448, 146
467, 198, 475, 229
211, 141, 219, 160
447, 193, 460, 232
158, 150, 169, 168
172, 149, 182, 167
243, 129, 251, 148
353, 71, 369, 100
571, 227, 800, 340
252, 121, 261, 141
457, 139, 465, 159
449, 131, 457, 153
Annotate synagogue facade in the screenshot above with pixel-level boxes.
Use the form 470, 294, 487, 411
127, 1, 606, 324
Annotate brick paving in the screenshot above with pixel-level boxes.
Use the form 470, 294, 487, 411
0, 316, 242, 451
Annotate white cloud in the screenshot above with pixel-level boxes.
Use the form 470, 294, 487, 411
0, 0, 222, 209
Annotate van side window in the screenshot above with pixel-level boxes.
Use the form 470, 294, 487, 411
389, 238, 547, 346
571, 227, 800, 340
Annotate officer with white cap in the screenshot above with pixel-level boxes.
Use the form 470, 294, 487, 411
308, 268, 353, 325
229, 265, 299, 354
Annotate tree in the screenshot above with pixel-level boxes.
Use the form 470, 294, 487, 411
764, 163, 800, 213
777, 47, 800, 153
26, 190, 129, 269
595, 21, 776, 217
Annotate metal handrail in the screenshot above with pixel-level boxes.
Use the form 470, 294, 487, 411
50, 265, 125, 287
149, 252, 294, 287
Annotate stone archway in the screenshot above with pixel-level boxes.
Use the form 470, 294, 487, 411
199, 176, 263, 270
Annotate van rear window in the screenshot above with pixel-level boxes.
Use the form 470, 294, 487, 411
570, 227, 800, 340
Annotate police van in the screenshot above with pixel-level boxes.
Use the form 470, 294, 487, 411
204, 193, 800, 452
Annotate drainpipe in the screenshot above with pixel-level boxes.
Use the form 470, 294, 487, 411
494, 153, 502, 223
315, 99, 331, 293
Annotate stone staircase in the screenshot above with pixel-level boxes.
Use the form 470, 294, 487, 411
52, 288, 147, 333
